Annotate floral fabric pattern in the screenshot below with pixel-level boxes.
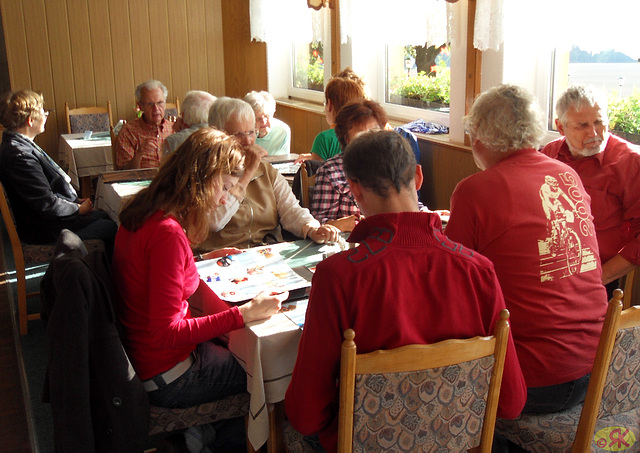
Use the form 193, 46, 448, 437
69, 113, 111, 134
351, 356, 494, 452
496, 326, 640, 453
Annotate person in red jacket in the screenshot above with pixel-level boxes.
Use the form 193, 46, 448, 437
285, 130, 526, 453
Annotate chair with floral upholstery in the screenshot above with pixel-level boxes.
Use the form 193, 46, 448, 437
165, 97, 180, 121
284, 310, 511, 453
496, 289, 640, 453
65, 101, 113, 134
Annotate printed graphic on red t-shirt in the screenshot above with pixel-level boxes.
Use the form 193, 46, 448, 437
538, 171, 598, 281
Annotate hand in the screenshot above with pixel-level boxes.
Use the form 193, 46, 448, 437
243, 144, 268, 175
308, 224, 341, 244
294, 153, 312, 164
197, 248, 243, 261
326, 215, 362, 232
172, 117, 185, 133
239, 290, 288, 323
78, 198, 94, 215
138, 137, 158, 155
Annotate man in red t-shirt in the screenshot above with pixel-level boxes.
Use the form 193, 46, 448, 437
446, 84, 607, 419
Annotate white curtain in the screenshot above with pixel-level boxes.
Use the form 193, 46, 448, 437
250, 0, 505, 52
250, 0, 324, 44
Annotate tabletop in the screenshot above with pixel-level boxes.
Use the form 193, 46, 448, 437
94, 173, 152, 224
58, 132, 113, 189
194, 239, 344, 451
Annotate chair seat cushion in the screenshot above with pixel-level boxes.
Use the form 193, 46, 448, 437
23, 239, 104, 264
496, 406, 640, 452
148, 392, 250, 437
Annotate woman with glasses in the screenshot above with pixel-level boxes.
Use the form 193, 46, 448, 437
0, 89, 117, 252
201, 97, 340, 250
244, 90, 291, 156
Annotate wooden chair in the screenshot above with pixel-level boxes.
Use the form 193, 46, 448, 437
0, 181, 49, 335
110, 125, 118, 171
284, 310, 511, 453
300, 162, 316, 209
65, 101, 113, 134
496, 289, 640, 452
292, 159, 322, 209
0, 182, 105, 335
165, 97, 180, 120
40, 229, 251, 451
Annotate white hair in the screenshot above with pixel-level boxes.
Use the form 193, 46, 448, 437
181, 90, 217, 126
135, 80, 168, 102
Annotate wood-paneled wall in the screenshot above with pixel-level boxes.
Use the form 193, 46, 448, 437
0, 0, 225, 160
221, 0, 267, 98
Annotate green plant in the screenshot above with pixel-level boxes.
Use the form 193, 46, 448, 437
294, 41, 324, 92
608, 89, 640, 135
390, 61, 450, 106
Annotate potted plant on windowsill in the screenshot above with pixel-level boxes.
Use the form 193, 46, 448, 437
608, 91, 640, 145
389, 62, 450, 111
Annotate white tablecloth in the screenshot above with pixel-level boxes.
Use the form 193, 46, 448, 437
94, 177, 149, 224
58, 133, 113, 188
228, 313, 302, 451
193, 240, 333, 451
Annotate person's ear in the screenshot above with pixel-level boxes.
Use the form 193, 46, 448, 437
347, 178, 363, 202
555, 118, 565, 136
414, 164, 424, 191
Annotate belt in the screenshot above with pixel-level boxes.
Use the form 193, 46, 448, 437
142, 354, 194, 392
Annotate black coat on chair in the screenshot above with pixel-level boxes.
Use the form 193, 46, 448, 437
40, 230, 149, 453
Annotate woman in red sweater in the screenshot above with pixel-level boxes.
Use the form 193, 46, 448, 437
112, 128, 286, 451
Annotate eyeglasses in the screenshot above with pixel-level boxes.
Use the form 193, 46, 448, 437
141, 101, 166, 109
255, 114, 271, 122
233, 130, 258, 139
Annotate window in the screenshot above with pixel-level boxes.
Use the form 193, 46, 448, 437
263, 0, 474, 138
386, 43, 451, 113
346, 0, 456, 126
501, 0, 640, 143
293, 41, 325, 92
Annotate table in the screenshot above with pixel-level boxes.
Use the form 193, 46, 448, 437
94, 170, 155, 223
58, 132, 113, 194
194, 240, 341, 452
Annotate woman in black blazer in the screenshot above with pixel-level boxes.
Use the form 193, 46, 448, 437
0, 89, 116, 252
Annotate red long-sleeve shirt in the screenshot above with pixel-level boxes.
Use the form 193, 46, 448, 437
112, 210, 244, 380
285, 212, 526, 453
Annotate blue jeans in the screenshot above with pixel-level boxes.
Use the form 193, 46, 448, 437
492, 374, 591, 452
522, 373, 591, 413
147, 340, 247, 408
148, 340, 248, 452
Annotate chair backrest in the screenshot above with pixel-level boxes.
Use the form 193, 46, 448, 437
65, 101, 114, 134
300, 162, 316, 209
165, 96, 180, 120
110, 125, 118, 171
621, 268, 638, 309
572, 289, 640, 451
337, 309, 510, 453
0, 181, 30, 332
